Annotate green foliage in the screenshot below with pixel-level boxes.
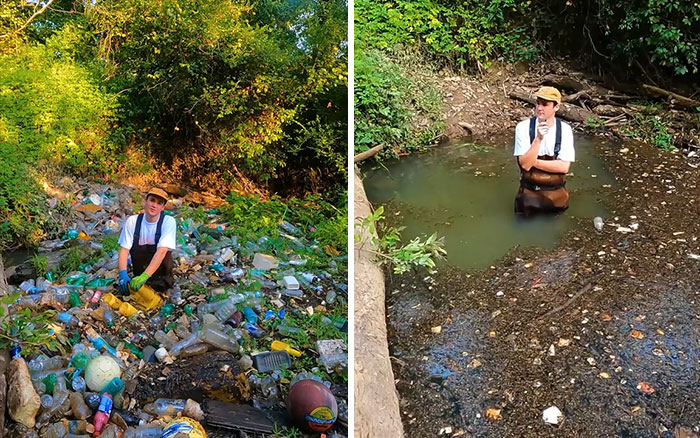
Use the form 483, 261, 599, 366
59, 246, 87, 278
272, 424, 301, 438
32, 254, 48, 277
0, 297, 69, 355
355, 205, 447, 274
221, 191, 347, 254
87, 0, 347, 187
355, 0, 535, 69
354, 49, 444, 155
101, 235, 121, 254
622, 114, 676, 151
0, 33, 119, 249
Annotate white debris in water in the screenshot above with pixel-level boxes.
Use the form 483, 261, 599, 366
587, 357, 597, 366
431, 326, 442, 334
496, 291, 504, 297
548, 344, 556, 356
689, 254, 700, 260
438, 426, 453, 435
542, 406, 564, 425
616, 227, 634, 233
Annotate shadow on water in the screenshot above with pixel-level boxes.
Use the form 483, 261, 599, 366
362, 135, 615, 270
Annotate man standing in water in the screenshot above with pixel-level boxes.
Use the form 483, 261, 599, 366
513, 86, 575, 216
116, 187, 177, 294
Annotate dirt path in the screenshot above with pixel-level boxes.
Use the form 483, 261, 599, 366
386, 139, 700, 437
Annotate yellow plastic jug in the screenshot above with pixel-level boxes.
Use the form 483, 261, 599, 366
129, 284, 163, 312
102, 293, 123, 310
118, 302, 138, 317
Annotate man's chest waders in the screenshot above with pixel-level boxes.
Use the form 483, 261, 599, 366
130, 214, 174, 292
514, 117, 570, 216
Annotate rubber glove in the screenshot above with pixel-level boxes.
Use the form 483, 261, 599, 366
118, 270, 131, 295
537, 121, 549, 139
130, 272, 150, 291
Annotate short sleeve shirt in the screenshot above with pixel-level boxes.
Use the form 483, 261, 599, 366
513, 118, 575, 162
118, 214, 177, 250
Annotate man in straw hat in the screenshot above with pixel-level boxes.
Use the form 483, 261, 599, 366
116, 187, 177, 294
513, 86, 575, 216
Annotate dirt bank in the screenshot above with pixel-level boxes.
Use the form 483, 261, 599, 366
439, 61, 700, 156
386, 133, 700, 436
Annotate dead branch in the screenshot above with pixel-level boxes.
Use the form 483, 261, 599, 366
509, 90, 598, 123
354, 145, 384, 163
0, 0, 56, 38
642, 84, 700, 109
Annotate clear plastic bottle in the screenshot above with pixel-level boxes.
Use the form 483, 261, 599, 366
71, 376, 86, 392
123, 426, 164, 438
213, 299, 238, 321
180, 343, 208, 358
196, 300, 228, 318
69, 391, 91, 419
142, 398, 186, 416
278, 325, 303, 336
29, 355, 64, 374
154, 330, 177, 350
169, 333, 198, 357
198, 327, 239, 354
57, 312, 80, 327
36, 390, 70, 425
40, 394, 53, 409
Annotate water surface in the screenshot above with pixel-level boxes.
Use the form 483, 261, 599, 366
362, 136, 614, 269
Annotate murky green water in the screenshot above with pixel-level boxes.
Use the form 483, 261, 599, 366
362, 136, 615, 269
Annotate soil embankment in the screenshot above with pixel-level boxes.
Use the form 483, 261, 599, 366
353, 167, 404, 438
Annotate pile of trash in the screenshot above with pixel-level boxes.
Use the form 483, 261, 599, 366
3, 184, 348, 438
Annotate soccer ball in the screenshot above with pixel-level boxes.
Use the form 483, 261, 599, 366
84, 355, 121, 392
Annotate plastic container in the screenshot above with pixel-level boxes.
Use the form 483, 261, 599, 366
213, 299, 238, 321
142, 398, 186, 416
123, 426, 164, 438
69, 391, 91, 419
102, 293, 123, 310
242, 307, 258, 324
129, 284, 163, 311
271, 340, 302, 357
93, 393, 113, 436
199, 327, 239, 354
252, 350, 291, 373
102, 377, 125, 396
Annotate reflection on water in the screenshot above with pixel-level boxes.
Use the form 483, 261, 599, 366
362, 136, 615, 269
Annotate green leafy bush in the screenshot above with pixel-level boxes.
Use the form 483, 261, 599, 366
355, 50, 443, 155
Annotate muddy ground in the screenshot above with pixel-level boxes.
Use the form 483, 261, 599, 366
386, 137, 700, 437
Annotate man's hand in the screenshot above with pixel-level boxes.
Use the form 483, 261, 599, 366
130, 272, 150, 291
537, 121, 549, 139
118, 270, 131, 295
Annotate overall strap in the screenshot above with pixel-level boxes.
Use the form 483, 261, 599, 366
155, 214, 165, 246
529, 117, 536, 143
554, 118, 562, 158
133, 214, 144, 248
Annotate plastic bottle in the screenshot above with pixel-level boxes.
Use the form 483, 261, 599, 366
160, 303, 175, 317
242, 307, 258, 324
93, 393, 113, 436
123, 426, 163, 438
213, 299, 238, 321
326, 289, 337, 304
154, 330, 177, 350
101, 377, 124, 396
29, 355, 64, 374
91, 302, 115, 327
168, 285, 182, 305
69, 391, 91, 419
196, 300, 228, 318
41, 373, 58, 394
594, 216, 604, 231
198, 327, 239, 354
143, 398, 186, 416
281, 288, 303, 298
84, 392, 100, 410
36, 390, 70, 425
72, 376, 86, 392
169, 333, 198, 357
40, 394, 53, 409
278, 325, 303, 336
58, 312, 80, 328
180, 343, 208, 358
245, 323, 264, 338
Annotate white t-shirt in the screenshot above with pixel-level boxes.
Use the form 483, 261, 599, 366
118, 214, 177, 251
513, 118, 575, 162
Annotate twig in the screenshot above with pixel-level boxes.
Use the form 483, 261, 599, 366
539, 274, 603, 319
0, 0, 57, 38
583, 25, 610, 59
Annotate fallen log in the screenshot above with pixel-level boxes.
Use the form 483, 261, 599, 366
642, 84, 700, 109
509, 90, 598, 123
593, 105, 628, 117
354, 145, 384, 163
